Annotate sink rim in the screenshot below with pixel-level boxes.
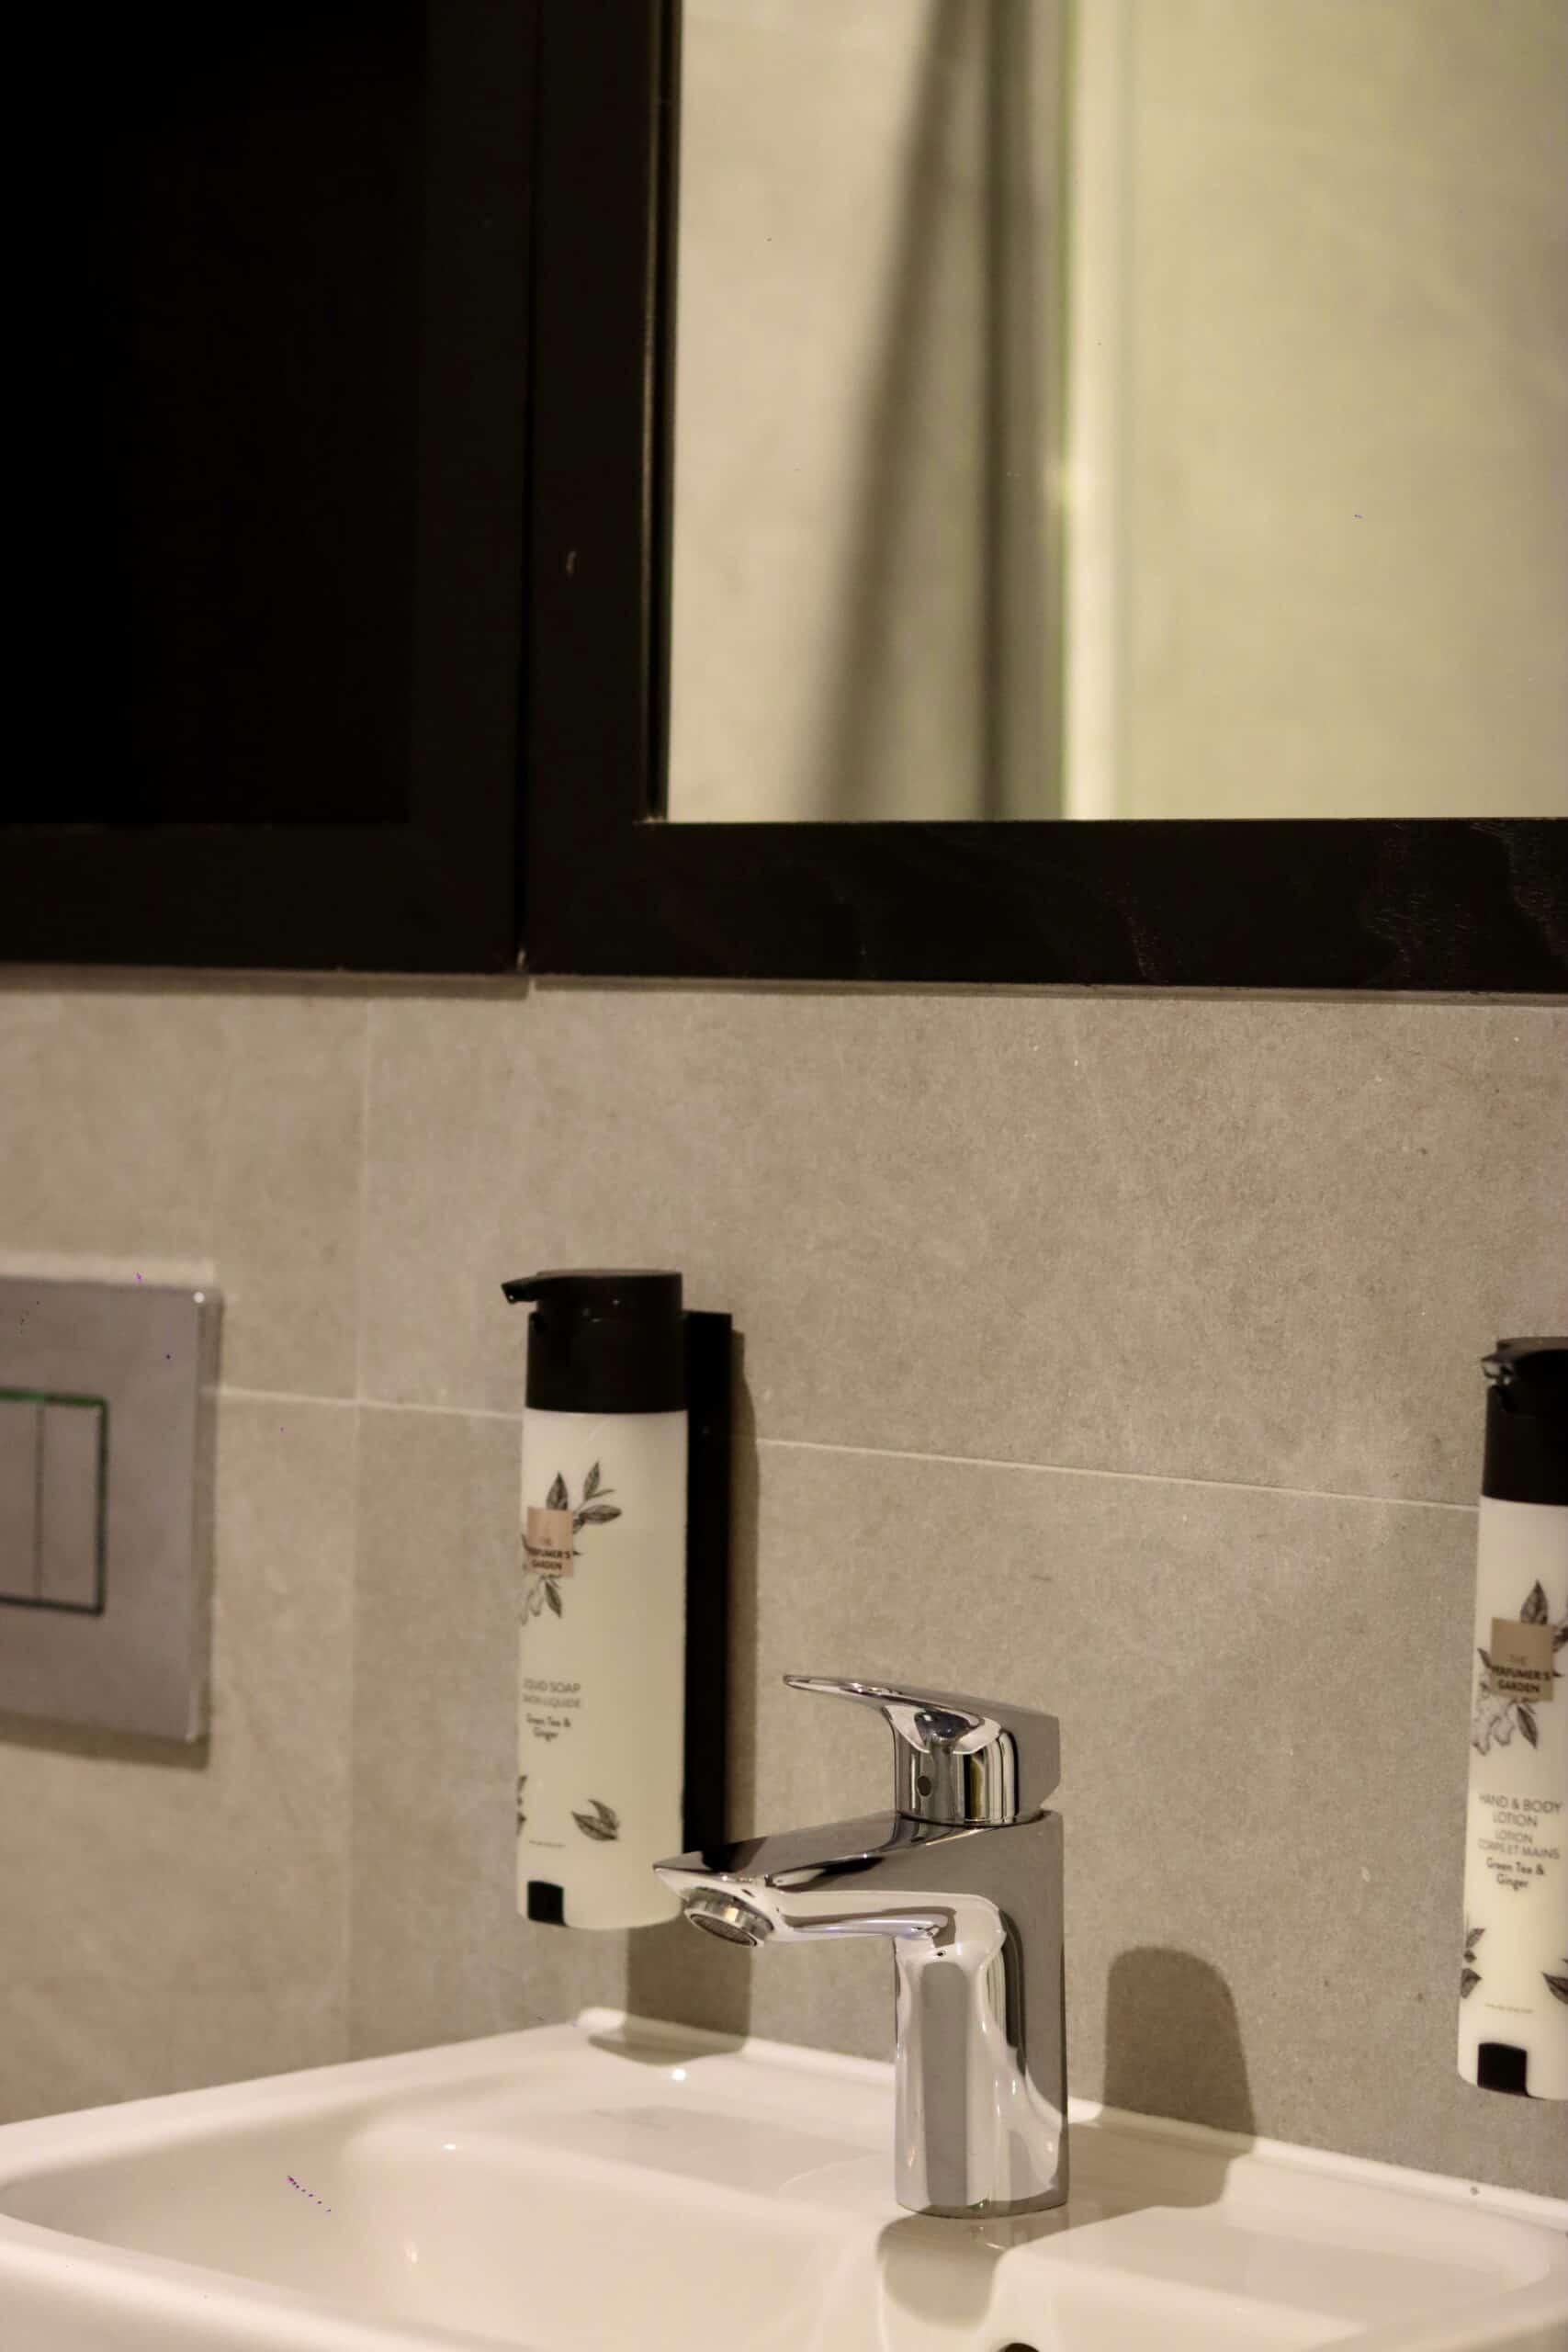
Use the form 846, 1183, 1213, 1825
0, 2007, 1563, 2352
2, 2006, 1563, 2232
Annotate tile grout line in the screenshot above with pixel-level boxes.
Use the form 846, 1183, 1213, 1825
344, 997, 373, 2067
217, 1385, 1475, 1513
350, 998, 374, 1408
223, 1385, 520, 1423
340, 1366, 365, 2069
756, 1433, 1478, 1514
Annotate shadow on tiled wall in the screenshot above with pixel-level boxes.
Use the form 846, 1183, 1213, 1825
1103, 1946, 1255, 2154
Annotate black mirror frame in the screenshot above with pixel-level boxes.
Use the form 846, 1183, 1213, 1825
524, 0, 1566, 992
3, 1, 536, 977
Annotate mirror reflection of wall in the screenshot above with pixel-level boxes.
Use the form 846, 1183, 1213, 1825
666, 0, 1568, 823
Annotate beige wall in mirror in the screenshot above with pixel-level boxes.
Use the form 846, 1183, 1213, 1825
666, 0, 1568, 823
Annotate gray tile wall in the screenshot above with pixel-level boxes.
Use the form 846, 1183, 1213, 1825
1, 976, 1563, 2198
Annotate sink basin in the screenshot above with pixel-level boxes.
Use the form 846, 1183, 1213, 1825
0, 2010, 1562, 2350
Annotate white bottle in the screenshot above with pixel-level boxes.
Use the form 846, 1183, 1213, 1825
1458, 1340, 1568, 2100
503, 1271, 687, 1930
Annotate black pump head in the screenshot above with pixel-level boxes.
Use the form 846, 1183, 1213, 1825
1482, 1337, 1568, 1507
502, 1269, 685, 1412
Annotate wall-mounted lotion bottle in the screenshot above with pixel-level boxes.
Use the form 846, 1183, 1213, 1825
1458, 1338, 1567, 2100
502, 1270, 686, 1930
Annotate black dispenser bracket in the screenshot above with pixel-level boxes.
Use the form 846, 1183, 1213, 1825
681, 1310, 732, 1857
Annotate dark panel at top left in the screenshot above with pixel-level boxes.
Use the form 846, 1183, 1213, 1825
39, 1, 423, 825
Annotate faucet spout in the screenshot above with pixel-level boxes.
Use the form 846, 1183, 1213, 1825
656, 1804, 1066, 2217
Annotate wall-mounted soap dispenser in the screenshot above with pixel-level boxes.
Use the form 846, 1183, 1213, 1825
502, 1271, 729, 1931
1459, 1338, 1567, 2102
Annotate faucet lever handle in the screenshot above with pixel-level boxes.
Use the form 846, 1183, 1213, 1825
783, 1674, 1059, 1827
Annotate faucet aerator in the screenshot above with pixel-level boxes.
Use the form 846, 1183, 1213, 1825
682, 1891, 773, 1947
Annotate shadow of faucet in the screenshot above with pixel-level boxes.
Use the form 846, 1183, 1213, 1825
1103, 1946, 1255, 2135
1100, 1946, 1255, 2207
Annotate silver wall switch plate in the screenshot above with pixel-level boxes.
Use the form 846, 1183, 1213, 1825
0, 1391, 107, 1610
0, 1279, 218, 1740
0, 1395, 42, 1600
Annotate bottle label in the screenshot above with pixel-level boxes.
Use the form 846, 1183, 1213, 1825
515, 1409, 686, 1930
525, 1506, 577, 1577
1488, 1616, 1555, 1706
1471, 1791, 1562, 1896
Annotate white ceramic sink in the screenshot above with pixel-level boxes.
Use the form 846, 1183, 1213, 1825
0, 2011, 1562, 2351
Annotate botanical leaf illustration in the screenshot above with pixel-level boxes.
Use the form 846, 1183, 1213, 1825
573, 1502, 622, 1529
1470, 1687, 1517, 1754
523, 1464, 625, 1626
1471, 1580, 1568, 1753
1461, 1920, 1483, 1997
571, 1798, 621, 1843
1544, 1967, 1568, 2007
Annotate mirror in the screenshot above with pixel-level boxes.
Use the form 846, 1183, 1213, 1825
665, 0, 1566, 823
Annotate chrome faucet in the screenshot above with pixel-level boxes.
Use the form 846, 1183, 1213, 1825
655, 1675, 1066, 2219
